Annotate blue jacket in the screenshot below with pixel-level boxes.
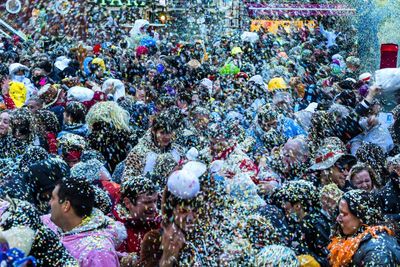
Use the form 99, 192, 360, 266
57, 123, 89, 138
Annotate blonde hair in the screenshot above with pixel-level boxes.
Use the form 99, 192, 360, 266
86, 101, 130, 132
320, 183, 343, 203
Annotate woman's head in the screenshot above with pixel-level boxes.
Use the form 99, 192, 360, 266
355, 143, 388, 186
151, 109, 180, 149
349, 163, 377, 192
336, 190, 382, 236
257, 105, 278, 132
0, 110, 10, 137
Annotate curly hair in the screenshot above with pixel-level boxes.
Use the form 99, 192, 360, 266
65, 101, 87, 124
355, 143, 389, 187
349, 162, 379, 188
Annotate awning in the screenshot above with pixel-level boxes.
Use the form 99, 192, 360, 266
245, 2, 356, 18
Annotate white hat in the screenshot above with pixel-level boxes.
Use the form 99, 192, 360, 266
210, 160, 224, 174
304, 102, 318, 113
0, 226, 35, 255
54, 56, 71, 71
167, 161, 205, 199
359, 72, 372, 82
101, 78, 126, 101
387, 154, 400, 166
200, 78, 213, 93
67, 86, 95, 102
241, 31, 259, 43
186, 147, 199, 161
249, 75, 268, 91
182, 161, 207, 178
8, 63, 29, 76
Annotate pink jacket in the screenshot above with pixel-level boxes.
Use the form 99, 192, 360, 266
42, 209, 127, 267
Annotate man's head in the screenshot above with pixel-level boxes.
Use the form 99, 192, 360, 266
208, 123, 230, 156
257, 105, 278, 133
10, 108, 35, 140
281, 137, 309, 175
121, 174, 160, 222
328, 156, 356, 189
162, 164, 204, 233
64, 101, 87, 125
172, 202, 197, 233
310, 138, 356, 189
277, 180, 319, 223
162, 189, 199, 234
387, 154, 400, 178
190, 107, 210, 132
273, 91, 293, 115
57, 133, 86, 168
49, 178, 94, 231
26, 96, 43, 113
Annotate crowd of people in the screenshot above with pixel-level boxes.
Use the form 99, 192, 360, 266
1, 3, 400, 267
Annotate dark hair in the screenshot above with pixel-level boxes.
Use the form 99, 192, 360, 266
341, 190, 382, 226
177, 90, 192, 105
121, 173, 160, 205
10, 108, 35, 140
152, 110, 177, 133
161, 187, 199, 224
355, 143, 389, 186
36, 110, 60, 133
57, 178, 95, 218
277, 180, 320, 213
37, 60, 53, 73
65, 101, 87, 124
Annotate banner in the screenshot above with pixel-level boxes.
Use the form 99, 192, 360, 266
245, 3, 356, 18
97, 0, 148, 7
250, 19, 317, 33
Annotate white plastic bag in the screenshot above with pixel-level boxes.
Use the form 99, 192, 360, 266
351, 123, 394, 154
375, 68, 400, 92
67, 86, 94, 102
241, 31, 259, 43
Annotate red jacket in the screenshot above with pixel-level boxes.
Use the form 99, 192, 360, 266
112, 189, 161, 254
118, 217, 161, 254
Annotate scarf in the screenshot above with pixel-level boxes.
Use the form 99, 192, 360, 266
328, 225, 394, 267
